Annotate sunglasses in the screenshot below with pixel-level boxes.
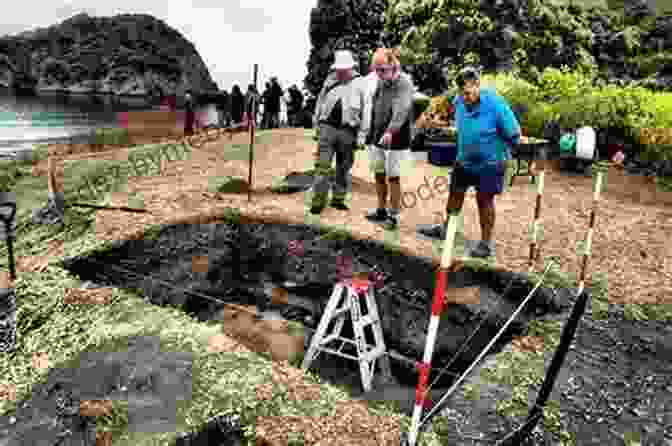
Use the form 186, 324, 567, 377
374, 65, 395, 74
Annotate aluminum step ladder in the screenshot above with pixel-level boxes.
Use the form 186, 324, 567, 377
302, 277, 391, 392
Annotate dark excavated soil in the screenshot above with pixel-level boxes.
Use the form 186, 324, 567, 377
0, 335, 244, 446
4, 220, 669, 445
60, 221, 564, 390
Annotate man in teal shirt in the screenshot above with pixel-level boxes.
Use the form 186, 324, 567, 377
418, 67, 520, 258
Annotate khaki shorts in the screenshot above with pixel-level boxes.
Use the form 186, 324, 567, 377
368, 145, 410, 178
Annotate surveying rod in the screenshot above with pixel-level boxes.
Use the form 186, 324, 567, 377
406, 209, 460, 446
528, 165, 545, 271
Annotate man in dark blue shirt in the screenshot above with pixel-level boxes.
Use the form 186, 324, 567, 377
418, 67, 521, 259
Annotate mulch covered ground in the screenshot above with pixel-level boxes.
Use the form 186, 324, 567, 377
24, 128, 672, 445
47, 128, 670, 306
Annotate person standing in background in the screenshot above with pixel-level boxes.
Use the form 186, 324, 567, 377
287, 84, 304, 127
309, 50, 365, 214
184, 91, 196, 136
245, 84, 260, 126
230, 85, 245, 124
261, 82, 272, 128
216, 89, 231, 127
267, 77, 284, 129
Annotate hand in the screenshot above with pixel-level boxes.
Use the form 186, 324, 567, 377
611, 150, 625, 166
379, 131, 393, 147
357, 134, 366, 147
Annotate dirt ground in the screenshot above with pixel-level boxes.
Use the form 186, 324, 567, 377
25, 128, 671, 444
38, 128, 670, 307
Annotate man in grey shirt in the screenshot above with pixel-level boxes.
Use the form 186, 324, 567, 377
309, 50, 365, 214
360, 47, 414, 229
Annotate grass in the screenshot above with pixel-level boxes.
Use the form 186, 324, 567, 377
0, 141, 443, 445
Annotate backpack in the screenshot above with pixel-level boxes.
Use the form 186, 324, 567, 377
322, 75, 361, 127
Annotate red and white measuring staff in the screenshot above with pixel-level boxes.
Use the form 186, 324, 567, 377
528, 167, 545, 271
407, 209, 461, 446
576, 167, 604, 295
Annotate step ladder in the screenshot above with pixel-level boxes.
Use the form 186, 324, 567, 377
302, 278, 391, 392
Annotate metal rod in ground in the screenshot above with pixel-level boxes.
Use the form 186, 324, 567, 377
500, 169, 604, 445
69, 202, 148, 213
5, 230, 15, 281
528, 169, 545, 270
498, 169, 604, 445
247, 63, 258, 202
0, 197, 16, 281
418, 259, 555, 429
499, 289, 592, 446
406, 209, 461, 446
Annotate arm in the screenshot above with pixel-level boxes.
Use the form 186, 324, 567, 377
359, 77, 376, 143
496, 97, 521, 147
453, 98, 464, 162
386, 78, 414, 136
313, 84, 327, 129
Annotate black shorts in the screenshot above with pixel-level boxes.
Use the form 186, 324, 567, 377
450, 161, 506, 194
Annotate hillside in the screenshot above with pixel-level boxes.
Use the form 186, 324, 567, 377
0, 12, 217, 96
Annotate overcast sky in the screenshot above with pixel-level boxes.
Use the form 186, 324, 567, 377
0, 0, 315, 91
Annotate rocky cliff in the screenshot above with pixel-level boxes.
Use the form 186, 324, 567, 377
0, 12, 217, 96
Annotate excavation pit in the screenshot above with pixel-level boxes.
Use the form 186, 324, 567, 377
61, 219, 566, 412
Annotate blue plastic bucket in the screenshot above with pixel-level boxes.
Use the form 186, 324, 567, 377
428, 142, 457, 166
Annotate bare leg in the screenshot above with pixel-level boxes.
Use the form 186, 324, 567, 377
375, 173, 387, 209
476, 192, 495, 242
388, 176, 401, 211
445, 191, 466, 222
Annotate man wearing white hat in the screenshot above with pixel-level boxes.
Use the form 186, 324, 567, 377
309, 49, 365, 214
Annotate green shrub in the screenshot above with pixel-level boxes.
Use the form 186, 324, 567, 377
535, 65, 596, 103
632, 52, 672, 78
481, 71, 540, 103
524, 102, 554, 138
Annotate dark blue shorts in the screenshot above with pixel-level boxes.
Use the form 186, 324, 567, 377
449, 161, 506, 194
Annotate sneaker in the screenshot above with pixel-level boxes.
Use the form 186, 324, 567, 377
309, 204, 324, 215
383, 213, 399, 230
417, 223, 446, 240
330, 199, 349, 210
365, 208, 388, 223
470, 240, 496, 258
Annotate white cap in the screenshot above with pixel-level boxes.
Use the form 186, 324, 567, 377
331, 50, 357, 70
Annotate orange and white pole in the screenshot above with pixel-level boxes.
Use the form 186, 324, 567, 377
528, 169, 545, 271
407, 210, 460, 446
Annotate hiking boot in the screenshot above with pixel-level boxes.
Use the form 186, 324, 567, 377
365, 208, 388, 223
470, 240, 496, 258
330, 199, 349, 210
417, 223, 446, 240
